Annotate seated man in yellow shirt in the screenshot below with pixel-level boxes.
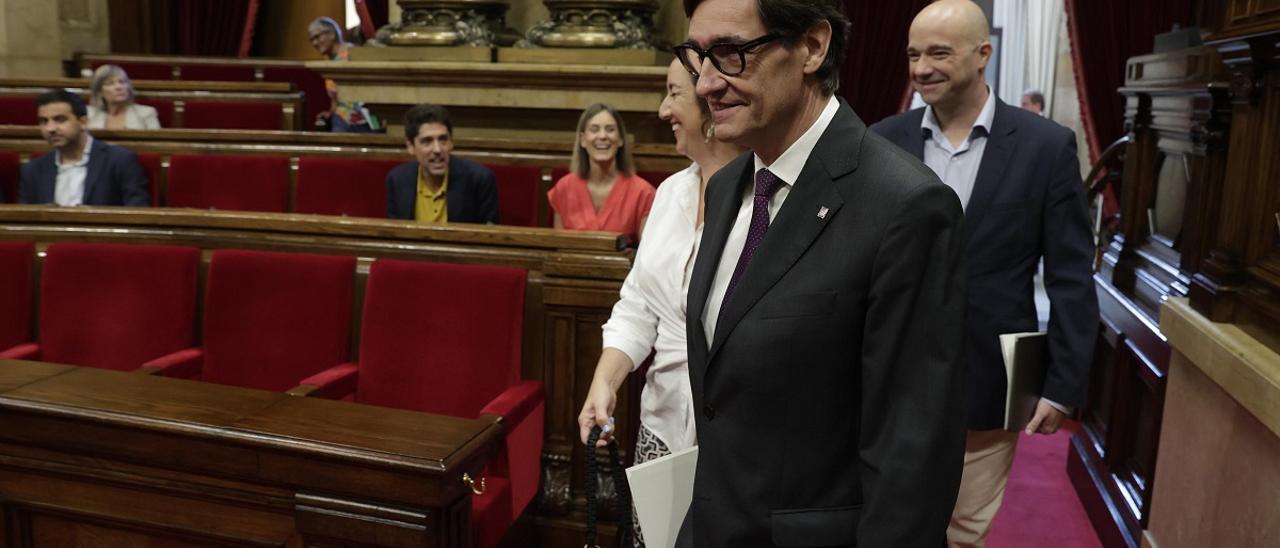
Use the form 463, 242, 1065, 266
385, 104, 499, 224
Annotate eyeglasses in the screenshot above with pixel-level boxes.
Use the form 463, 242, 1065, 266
672, 34, 782, 78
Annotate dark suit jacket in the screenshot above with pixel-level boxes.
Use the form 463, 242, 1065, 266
678, 100, 967, 547
870, 99, 1098, 431
385, 156, 499, 224
18, 139, 149, 206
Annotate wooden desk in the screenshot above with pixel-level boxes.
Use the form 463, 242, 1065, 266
0, 359, 501, 546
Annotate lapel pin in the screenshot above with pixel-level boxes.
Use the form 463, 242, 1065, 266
817, 206, 829, 220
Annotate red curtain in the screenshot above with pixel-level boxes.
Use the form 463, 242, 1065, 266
839, 0, 929, 125
176, 0, 258, 57
1065, 0, 1194, 162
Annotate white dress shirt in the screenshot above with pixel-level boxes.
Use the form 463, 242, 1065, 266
54, 136, 93, 207
601, 163, 704, 452
702, 96, 840, 343
920, 87, 996, 210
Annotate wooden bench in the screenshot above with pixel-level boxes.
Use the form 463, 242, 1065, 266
0, 78, 304, 131
78, 53, 330, 129
0, 126, 685, 226
0, 206, 637, 547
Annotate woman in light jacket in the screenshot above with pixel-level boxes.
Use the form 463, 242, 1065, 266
87, 64, 160, 130
577, 60, 743, 547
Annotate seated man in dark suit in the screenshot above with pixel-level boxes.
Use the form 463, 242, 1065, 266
385, 104, 499, 224
19, 89, 149, 207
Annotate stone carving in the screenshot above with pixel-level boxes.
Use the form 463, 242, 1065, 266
520, 0, 661, 49
375, 0, 518, 47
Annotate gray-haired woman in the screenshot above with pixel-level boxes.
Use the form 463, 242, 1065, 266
87, 65, 160, 130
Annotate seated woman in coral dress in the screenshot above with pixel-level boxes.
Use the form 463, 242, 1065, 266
547, 103, 655, 244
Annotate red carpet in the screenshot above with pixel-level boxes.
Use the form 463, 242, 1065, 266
986, 424, 1102, 548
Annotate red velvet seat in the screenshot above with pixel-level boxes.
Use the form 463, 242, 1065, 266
294, 156, 400, 218
134, 98, 175, 128
262, 67, 330, 129
182, 101, 285, 131
638, 170, 673, 188
179, 64, 255, 82
153, 250, 355, 391
0, 243, 199, 371
135, 153, 163, 206
487, 164, 541, 227
167, 154, 290, 213
0, 242, 34, 354
0, 96, 36, 125
0, 152, 20, 203
298, 259, 542, 548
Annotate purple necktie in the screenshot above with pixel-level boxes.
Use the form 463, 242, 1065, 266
721, 168, 782, 312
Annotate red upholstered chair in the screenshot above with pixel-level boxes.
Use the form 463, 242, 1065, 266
152, 250, 356, 391
0, 243, 199, 371
262, 67, 329, 129
167, 154, 290, 213
0, 152, 20, 203
0, 96, 36, 125
134, 98, 175, 128
0, 242, 34, 355
486, 164, 541, 227
182, 101, 285, 131
297, 259, 542, 548
178, 65, 256, 82
135, 153, 163, 206
294, 156, 399, 218
638, 170, 673, 188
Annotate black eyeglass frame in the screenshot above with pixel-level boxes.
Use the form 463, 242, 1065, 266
672, 34, 783, 78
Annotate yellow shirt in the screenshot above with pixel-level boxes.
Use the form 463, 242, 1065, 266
414, 167, 449, 224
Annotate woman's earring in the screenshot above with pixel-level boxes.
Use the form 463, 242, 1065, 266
704, 124, 715, 143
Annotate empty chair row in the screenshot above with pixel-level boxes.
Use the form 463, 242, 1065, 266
0, 151, 547, 228
0, 94, 299, 131
0, 241, 540, 547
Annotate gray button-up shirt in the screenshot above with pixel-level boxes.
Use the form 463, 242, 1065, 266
920, 89, 996, 211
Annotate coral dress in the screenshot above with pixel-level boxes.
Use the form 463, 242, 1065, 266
547, 172, 656, 244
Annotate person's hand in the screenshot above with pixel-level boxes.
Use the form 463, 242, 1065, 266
1024, 399, 1068, 435
578, 376, 617, 447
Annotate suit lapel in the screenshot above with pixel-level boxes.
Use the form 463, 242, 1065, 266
687, 154, 752, 363
900, 109, 926, 160
82, 139, 106, 204
705, 103, 863, 367
963, 101, 1017, 243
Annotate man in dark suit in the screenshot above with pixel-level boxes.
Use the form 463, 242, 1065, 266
663, 0, 968, 545
19, 89, 149, 207
385, 104, 498, 224
869, 2, 1097, 546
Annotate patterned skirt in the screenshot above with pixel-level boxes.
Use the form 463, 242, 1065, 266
631, 425, 671, 548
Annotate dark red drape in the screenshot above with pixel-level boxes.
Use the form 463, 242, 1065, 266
1065, 0, 1194, 162
176, 0, 257, 57
366, 0, 390, 30
839, 0, 929, 125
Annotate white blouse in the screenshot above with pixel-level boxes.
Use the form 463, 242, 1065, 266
602, 163, 702, 452
87, 104, 161, 130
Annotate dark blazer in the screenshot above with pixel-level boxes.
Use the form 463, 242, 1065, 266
678, 100, 967, 547
19, 139, 149, 206
385, 156, 499, 224
870, 99, 1098, 431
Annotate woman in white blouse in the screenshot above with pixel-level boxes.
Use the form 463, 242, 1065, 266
577, 60, 743, 546
87, 65, 161, 130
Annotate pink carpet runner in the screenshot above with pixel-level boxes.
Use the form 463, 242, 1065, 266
985, 424, 1102, 548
